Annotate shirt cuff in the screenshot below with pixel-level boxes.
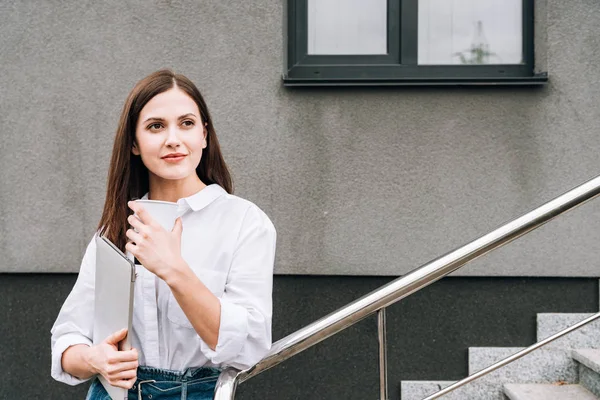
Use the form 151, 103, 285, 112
200, 298, 249, 365
51, 333, 94, 386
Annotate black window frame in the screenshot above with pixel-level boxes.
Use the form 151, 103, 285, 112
284, 0, 548, 86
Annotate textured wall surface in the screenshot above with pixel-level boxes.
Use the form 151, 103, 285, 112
2, 0, 600, 275
1, 274, 597, 399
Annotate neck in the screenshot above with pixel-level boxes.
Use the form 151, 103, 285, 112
148, 174, 207, 202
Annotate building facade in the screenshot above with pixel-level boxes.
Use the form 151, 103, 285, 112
1, 0, 599, 398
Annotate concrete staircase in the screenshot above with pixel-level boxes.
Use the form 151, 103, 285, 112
400, 313, 600, 399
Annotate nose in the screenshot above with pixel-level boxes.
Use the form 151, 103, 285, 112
165, 125, 182, 148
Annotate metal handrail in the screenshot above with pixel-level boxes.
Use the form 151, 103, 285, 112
214, 174, 600, 400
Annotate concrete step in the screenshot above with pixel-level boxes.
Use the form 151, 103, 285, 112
400, 381, 454, 400
400, 380, 503, 400
572, 349, 600, 373
401, 347, 578, 399
468, 347, 577, 383
503, 383, 598, 400
400, 314, 600, 399
572, 349, 600, 398
537, 313, 600, 348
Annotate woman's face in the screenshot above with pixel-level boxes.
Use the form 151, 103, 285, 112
132, 87, 207, 182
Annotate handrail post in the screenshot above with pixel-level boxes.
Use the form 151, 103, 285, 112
378, 308, 388, 400
213, 368, 240, 400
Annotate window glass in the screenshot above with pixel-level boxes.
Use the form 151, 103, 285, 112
418, 0, 522, 65
308, 0, 388, 55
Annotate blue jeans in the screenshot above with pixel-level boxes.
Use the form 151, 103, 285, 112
85, 366, 220, 400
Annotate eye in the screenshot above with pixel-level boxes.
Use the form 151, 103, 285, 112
147, 123, 163, 131
182, 120, 195, 127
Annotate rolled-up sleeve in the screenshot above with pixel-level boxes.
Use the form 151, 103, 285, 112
200, 205, 276, 369
50, 233, 97, 385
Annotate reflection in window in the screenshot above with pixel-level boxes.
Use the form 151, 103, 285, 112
418, 0, 522, 65
308, 0, 387, 55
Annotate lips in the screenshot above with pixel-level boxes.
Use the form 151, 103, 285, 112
162, 153, 187, 159
162, 154, 187, 163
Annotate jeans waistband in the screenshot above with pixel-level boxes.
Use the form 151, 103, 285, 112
136, 366, 221, 383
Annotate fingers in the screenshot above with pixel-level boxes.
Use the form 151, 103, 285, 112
107, 359, 139, 373
103, 349, 139, 388
112, 367, 138, 381
105, 362, 137, 379
127, 214, 144, 233
125, 241, 137, 257
105, 328, 127, 345
107, 367, 137, 382
111, 375, 137, 389
172, 217, 183, 234
110, 347, 139, 363
128, 202, 154, 227
125, 226, 143, 244
122, 376, 138, 389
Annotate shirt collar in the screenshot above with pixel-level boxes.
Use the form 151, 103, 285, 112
141, 184, 227, 212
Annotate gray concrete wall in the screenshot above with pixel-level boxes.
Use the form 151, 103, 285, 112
2, 0, 600, 276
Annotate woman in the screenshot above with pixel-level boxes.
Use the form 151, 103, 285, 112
51, 69, 276, 400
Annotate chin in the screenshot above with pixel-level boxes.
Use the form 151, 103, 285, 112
149, 168, 196, 181
162, 173, 194, 181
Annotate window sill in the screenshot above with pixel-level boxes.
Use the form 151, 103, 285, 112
282, 73, 548, 87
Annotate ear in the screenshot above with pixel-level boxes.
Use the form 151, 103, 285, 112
132, 141, 140, 156
202, 125, 208, 149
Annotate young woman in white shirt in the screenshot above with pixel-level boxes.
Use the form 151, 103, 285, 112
51, 69, 276, 400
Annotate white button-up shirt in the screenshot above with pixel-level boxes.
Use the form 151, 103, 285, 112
51, 184, 276, 385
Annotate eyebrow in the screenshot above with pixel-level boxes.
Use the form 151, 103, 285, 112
142, 113, 198, 124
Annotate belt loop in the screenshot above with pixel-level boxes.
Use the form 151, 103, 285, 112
137, 379, 156, 400
180, 368, 193, 400
182, 367, 194, 382
181, 380, 188, 400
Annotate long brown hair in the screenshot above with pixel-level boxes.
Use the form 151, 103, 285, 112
97, 69, 233, 252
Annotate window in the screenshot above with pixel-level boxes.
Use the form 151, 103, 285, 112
284, 0, 547, 86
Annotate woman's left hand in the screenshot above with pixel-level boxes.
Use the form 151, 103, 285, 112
125, 201, 185, 279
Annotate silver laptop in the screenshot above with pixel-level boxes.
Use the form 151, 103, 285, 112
94, 235, 136, 400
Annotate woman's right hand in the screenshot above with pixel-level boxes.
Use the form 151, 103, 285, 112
86, 328, 139, 389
